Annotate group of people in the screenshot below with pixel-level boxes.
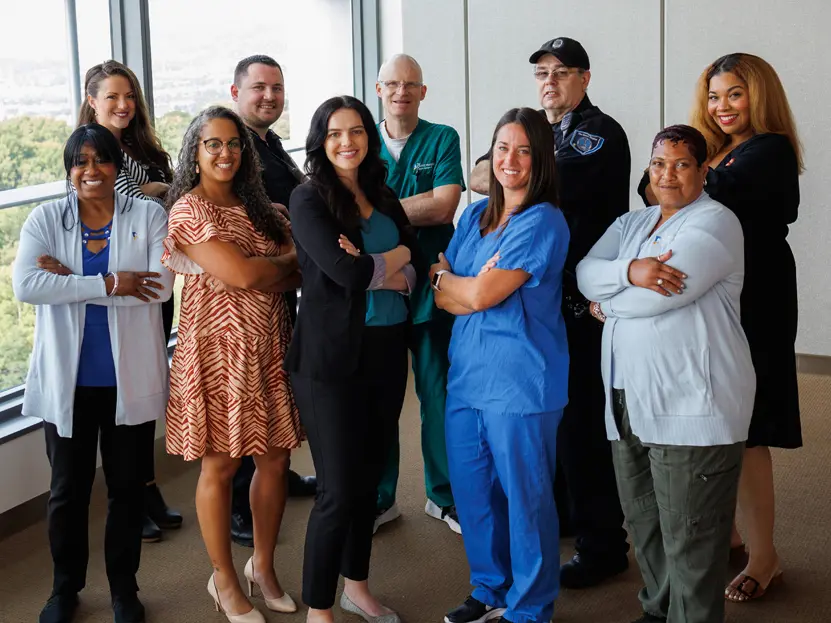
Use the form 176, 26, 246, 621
11, 32, 802, 623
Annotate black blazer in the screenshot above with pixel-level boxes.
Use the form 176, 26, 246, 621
284, 182, 422, 380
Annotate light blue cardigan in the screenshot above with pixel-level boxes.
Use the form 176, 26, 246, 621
12, 193, 174, 438
576, 193, 755, 446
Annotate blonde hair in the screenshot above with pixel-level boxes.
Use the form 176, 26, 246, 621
690, 53, 804, 173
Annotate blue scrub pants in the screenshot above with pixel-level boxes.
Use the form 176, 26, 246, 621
445, 396, 563, 623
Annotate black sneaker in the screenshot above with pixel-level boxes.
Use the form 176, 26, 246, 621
112, 593, 145, 623
560, 553, 629, 589
630, 613, 666, 623
39, 593, 79, 623
444, 595, 506, 623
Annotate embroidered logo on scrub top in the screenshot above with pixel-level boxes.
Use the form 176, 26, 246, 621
570, 130, 604, 156
412, 162, 435, 176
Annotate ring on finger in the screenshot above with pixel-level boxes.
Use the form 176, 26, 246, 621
657, 278, 664, 286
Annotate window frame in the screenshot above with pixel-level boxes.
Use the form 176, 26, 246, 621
0, 0, 376, 435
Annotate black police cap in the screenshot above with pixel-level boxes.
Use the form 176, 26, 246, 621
529, 37, 590, 70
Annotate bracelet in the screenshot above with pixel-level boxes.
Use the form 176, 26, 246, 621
106, 272, 119, 297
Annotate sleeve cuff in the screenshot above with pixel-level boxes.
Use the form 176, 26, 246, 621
401, 264, 416, 295
368, 253, 387, 290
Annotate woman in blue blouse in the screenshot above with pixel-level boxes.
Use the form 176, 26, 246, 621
433, 108, 570, 623
13, 124, 172, 623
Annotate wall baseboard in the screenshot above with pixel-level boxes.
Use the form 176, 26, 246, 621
796, 353, 831, 376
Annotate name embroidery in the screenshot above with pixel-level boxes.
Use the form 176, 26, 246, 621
412, 162, 435, 175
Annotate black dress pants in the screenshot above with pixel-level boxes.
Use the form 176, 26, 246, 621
232, 290, 298, 519
44, 387, 151, 597
557, 314, 629, 562
291, 323, 408, 609
136, 296, 174, 486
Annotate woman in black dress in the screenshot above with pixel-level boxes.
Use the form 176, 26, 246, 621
641, 52, 803, 603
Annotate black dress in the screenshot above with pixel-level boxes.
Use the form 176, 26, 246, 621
639, 133, 802, 449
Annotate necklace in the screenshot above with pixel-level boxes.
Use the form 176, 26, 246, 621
81, 220, 113, 245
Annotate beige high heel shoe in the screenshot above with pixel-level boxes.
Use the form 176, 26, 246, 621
207, 574, 266, 623
244, 556, 298, 613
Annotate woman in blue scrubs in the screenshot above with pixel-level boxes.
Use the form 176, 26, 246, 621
433, 107, 570, 623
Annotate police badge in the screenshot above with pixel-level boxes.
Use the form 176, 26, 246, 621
569, 130, 604, 156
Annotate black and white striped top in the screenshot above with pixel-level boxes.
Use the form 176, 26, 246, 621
115, 151, 166, 206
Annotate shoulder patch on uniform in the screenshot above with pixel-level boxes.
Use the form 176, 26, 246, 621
570, 130, 604, 156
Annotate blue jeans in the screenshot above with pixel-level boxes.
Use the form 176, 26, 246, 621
445, 396, 563, 623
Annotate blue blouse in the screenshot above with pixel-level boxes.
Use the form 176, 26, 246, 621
361, 209, 409, 327
444, 199, 570, 414
76, 226, 116, 387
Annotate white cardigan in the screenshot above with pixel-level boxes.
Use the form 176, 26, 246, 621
12, 193, 174, 438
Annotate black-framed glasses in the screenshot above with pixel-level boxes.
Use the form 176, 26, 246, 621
379, 80, 424, 91
202, 138, 244, 155
533, 67, 584, 82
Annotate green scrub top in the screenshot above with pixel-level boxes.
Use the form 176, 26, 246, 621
378, 118, 466, 324
361, 209, 409, 327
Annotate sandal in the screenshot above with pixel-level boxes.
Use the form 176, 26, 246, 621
725, 569, 783, 602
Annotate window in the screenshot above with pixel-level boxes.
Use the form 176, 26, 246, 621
0, 0, 110, 397
148, 0, 354, 159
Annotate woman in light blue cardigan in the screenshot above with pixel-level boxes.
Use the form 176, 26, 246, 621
12, 124, 172, 623
576, 125, 755, 623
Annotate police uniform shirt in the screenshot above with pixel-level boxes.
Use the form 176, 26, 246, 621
378, 118, 466, 324
247, 126, 304, 206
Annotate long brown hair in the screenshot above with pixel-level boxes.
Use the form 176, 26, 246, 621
480, 107, 559, 233
78, 60, 173, 179
690, 53, 804, 173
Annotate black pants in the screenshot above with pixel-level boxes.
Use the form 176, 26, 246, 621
292, 324, 408, 609
232, 290, 298, 519
136, 296, 175, 487
44, 387, 152, 597
557, 314, 629, 562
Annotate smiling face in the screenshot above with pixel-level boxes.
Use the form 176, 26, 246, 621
88, 75, 136, 136
649, 139, 707, 211
492, 122, 532, 195
196, 117, 242, 185
323, 108, 368, 177
707, 71, 753, 140
70, 143, 118, 201
376, 57, 426, 120
232, 63, 285, 133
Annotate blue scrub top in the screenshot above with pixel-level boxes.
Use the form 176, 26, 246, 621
444, 199, 570, 414
361, 209, 409, 327
77, 238, 116, 387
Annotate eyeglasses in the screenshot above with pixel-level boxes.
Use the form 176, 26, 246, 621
533, 67, 584, 82
202, 138, 244, 155
379, 80, 424, 91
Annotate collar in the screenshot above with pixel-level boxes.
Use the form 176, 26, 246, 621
246, 125, 281, 148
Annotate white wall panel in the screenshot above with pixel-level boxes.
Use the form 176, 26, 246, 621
664, 0, 831, 354
467, 0, 662, 209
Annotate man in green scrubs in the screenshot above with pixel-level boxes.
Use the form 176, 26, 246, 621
374, 53, 466, 535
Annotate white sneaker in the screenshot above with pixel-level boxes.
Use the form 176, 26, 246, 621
425, 500, 462, 534
373, 503, 401, 534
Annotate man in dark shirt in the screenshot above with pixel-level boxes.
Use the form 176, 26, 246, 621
470, 37, 631, 589
227, 54, 314, 548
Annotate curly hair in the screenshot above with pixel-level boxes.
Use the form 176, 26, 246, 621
304, 95, 398, 229
78, 60, 173, 180
165, 106, 288, 245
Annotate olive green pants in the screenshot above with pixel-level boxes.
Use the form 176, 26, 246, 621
611, 389, 743, 623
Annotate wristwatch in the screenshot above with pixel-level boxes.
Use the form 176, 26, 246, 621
431, 269, 449, 292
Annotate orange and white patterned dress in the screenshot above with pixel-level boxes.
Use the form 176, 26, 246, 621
162, 193, 301, 461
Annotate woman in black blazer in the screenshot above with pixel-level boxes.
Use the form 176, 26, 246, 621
286, 95, 420, 623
